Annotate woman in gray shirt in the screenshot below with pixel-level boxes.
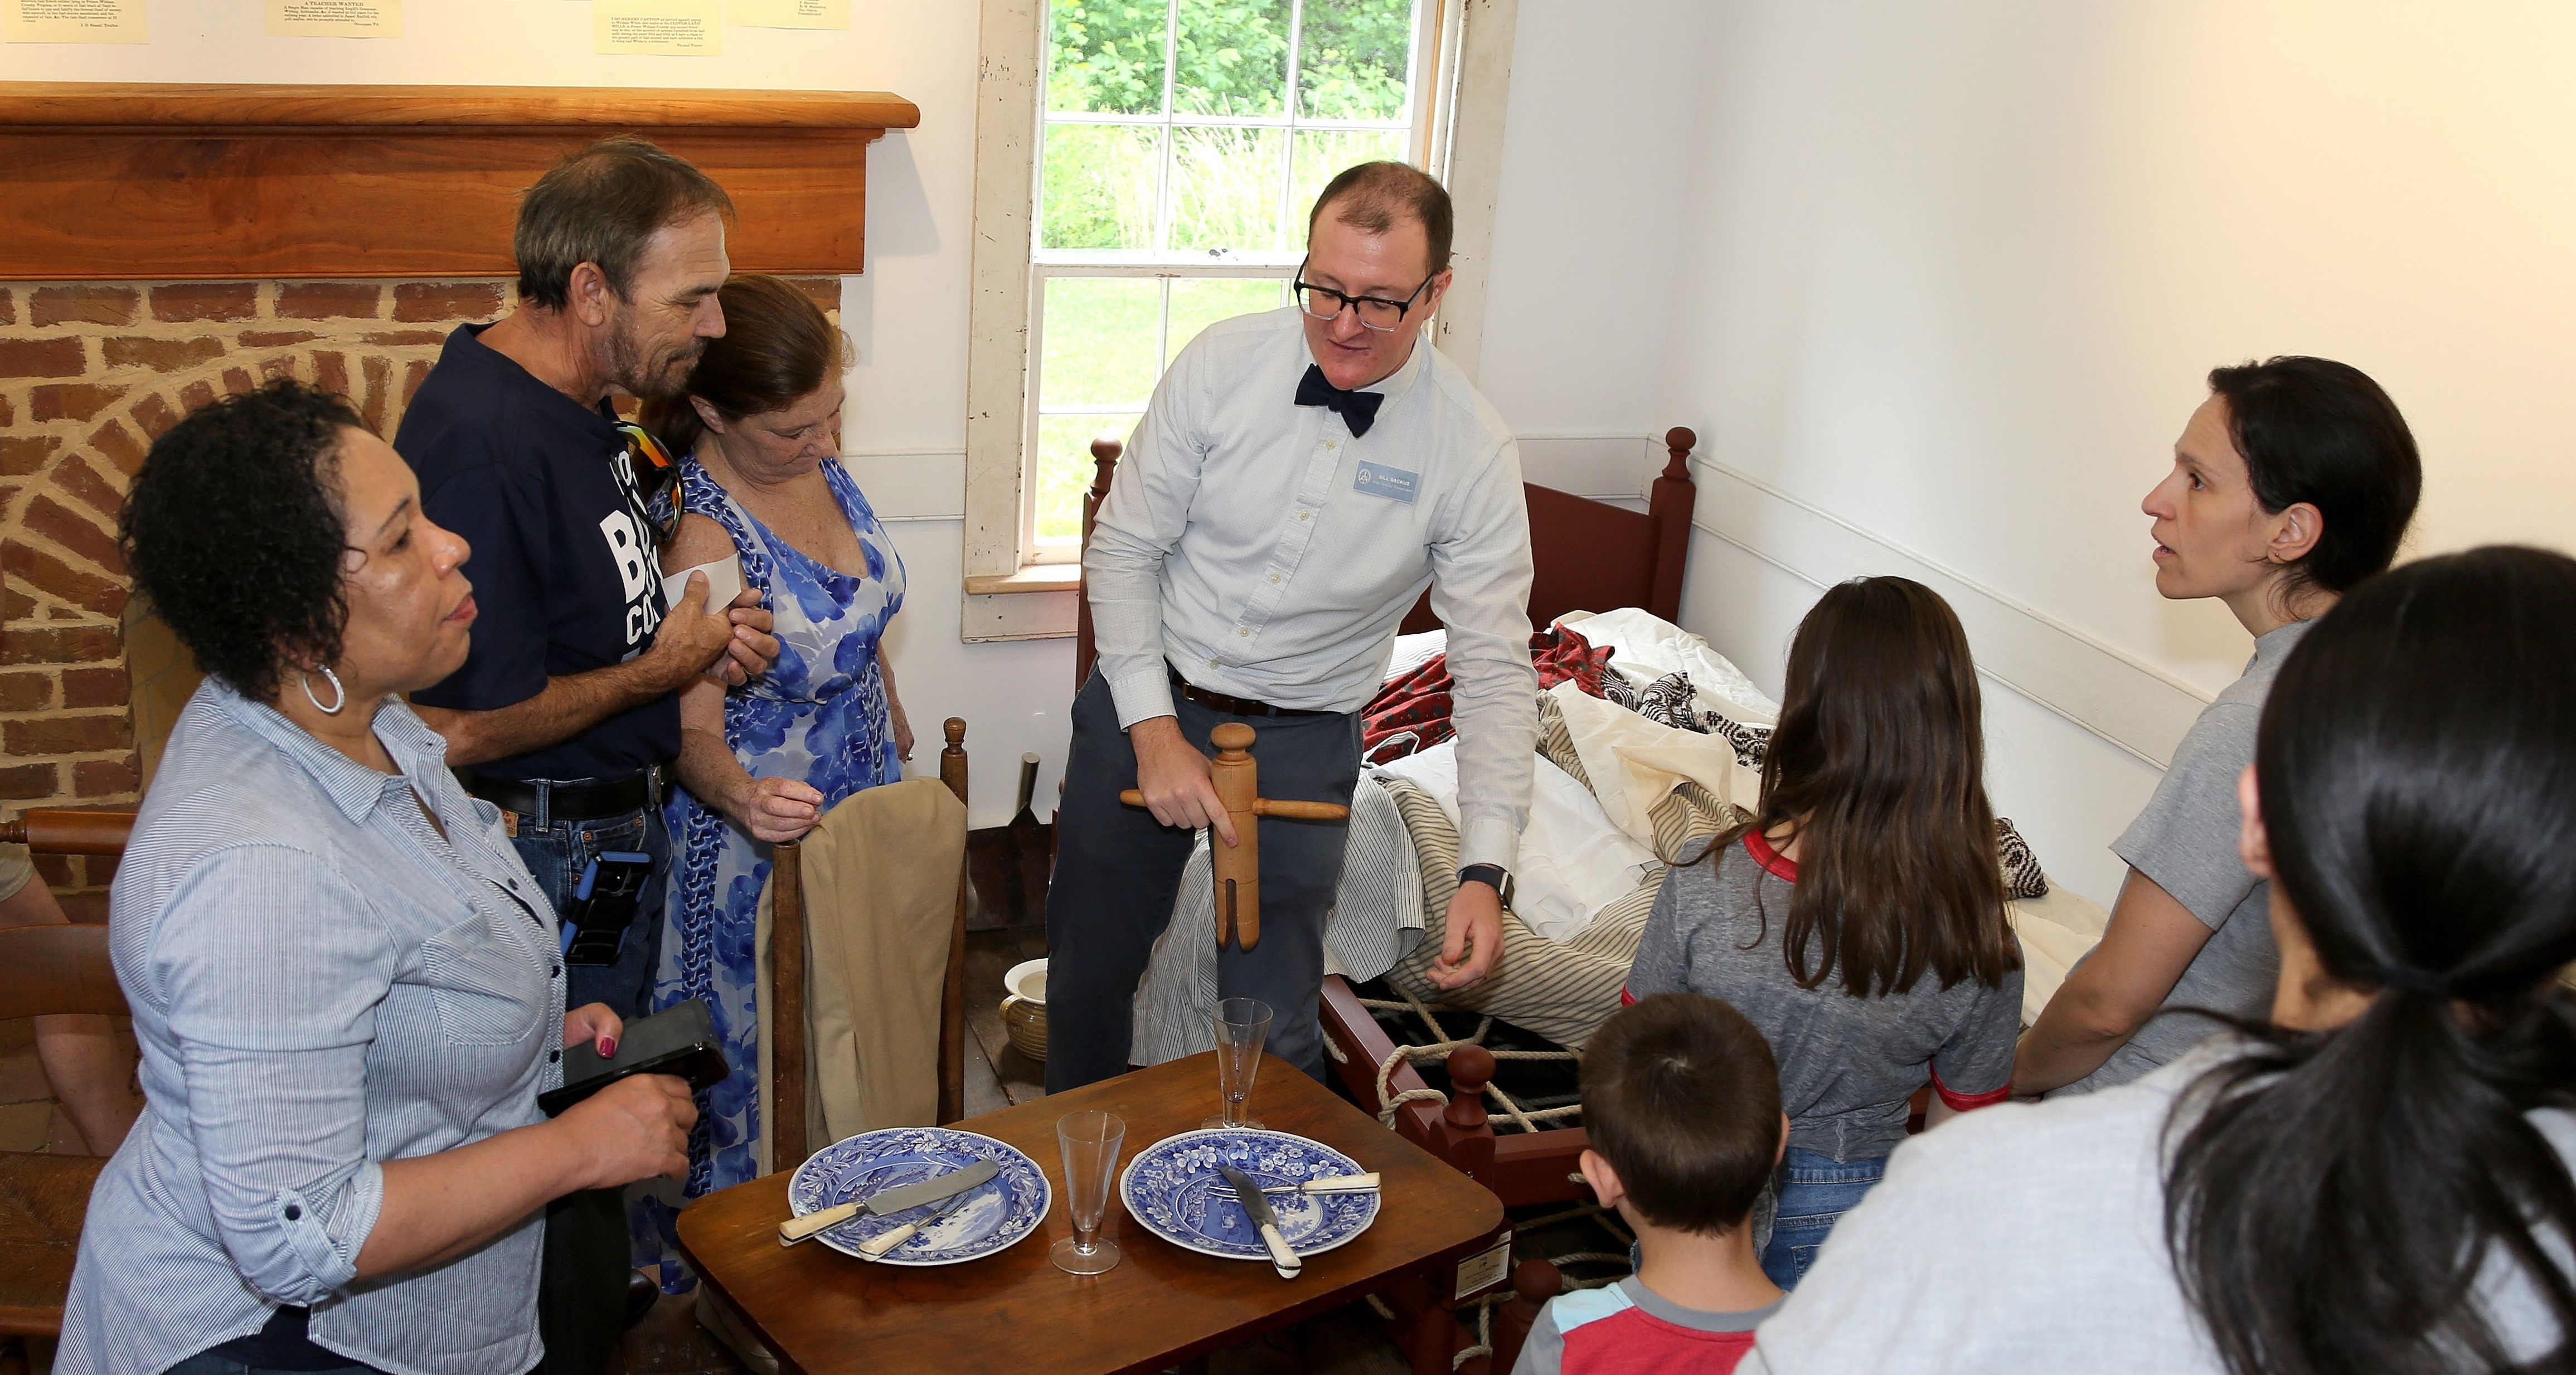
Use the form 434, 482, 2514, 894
2015, 357, 2420, 1096
59, 381, 697, 1375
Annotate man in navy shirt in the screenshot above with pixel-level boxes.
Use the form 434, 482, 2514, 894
398, 137, 775, 1370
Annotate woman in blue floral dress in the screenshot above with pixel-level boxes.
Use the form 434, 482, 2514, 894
633, 275, 910, 1287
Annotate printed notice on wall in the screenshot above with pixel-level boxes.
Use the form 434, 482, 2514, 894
2, 0, 147, 43
268, 0, 401, 37
731, 0, 849, 28
596, 0, 720, 55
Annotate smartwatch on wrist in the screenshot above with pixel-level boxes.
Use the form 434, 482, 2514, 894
1457, 863, 1515, 909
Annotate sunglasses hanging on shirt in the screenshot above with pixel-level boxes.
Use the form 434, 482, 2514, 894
616, 420, 684, 543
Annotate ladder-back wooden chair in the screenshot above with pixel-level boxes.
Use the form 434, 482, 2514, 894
0, 808, 134, 1373
763, 717, 974, 1174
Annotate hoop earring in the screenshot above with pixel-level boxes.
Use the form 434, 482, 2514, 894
301, 666, 347, 716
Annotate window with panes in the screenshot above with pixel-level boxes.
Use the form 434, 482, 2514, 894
1026, 0, 1442, 558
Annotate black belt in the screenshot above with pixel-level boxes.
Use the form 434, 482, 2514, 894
464, 769, 659, 823
1168, 663, 1331, 718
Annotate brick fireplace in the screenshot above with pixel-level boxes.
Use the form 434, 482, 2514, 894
0, 81, 913, 901
0, 276, 512, 892
0, 272, 852, 897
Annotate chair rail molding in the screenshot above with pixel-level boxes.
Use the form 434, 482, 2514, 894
0, 82, 922, 280
1684, 453, 2211, 770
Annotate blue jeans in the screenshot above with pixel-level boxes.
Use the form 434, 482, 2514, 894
509, 801, 670, 1022
1761, 1148, 1886, 1289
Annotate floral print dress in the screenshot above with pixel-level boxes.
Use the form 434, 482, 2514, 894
632, 451, 906, 1288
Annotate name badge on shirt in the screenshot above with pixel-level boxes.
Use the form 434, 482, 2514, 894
1354, 461, 1419, 503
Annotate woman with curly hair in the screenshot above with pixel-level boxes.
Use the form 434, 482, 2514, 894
57, 380, 697, 1375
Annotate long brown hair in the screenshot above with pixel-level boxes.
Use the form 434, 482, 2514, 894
1730, 576, 2017, 996
637, 274, 847, 458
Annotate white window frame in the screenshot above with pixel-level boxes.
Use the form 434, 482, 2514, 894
960, 0, 1493, 640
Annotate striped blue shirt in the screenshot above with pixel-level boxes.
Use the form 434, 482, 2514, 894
59, 679, 566, 1375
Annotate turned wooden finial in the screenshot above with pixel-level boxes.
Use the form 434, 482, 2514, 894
1662, 426, 1697, 482
943, 717, 966, 749
1444, 1045, 1495, 1134
1512, 1258, 1564, 1305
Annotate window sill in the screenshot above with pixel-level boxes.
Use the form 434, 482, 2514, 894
963, 566, 1080, 596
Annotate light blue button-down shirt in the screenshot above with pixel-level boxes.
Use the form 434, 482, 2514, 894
59, 679, 565, 1375
1086, 306, 1538, 867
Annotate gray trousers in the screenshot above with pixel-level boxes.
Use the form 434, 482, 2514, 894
1044, 671, 1361, 1092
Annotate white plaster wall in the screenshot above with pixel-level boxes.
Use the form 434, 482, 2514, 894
1668, 0, 2576, 696
1, 2, 1076, 827
1471, 0, 1711, 438
1476, 0, 2576, 906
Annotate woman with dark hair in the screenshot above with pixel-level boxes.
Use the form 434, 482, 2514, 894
58, 380, 696, 1375
1624, 576, 2023, 1287
630, 274, 910, 1284
1741, 545, 2576, 1374
2015, 356, 2421, 1095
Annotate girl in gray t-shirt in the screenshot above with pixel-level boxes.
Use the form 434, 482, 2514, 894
2015, 357, 2420, 1097
1626, 576, 2022, 1288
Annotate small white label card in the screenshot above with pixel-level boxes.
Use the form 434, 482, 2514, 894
663, 555, 748, 614
267, 0, 400, 36
3, 0, 146, 42
597, 0, 720, 55
730, 0, 849, 28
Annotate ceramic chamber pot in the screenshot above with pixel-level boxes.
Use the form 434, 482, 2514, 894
1000, 958, 1047, 1062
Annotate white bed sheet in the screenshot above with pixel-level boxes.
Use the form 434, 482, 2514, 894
1372, 740, 1656, 943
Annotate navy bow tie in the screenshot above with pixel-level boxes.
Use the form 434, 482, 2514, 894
1296, 365, 1385, 438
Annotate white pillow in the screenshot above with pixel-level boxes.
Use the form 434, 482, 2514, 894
1556, 607, 1778, 726
1382, 629, 1448, 683
1372, 741, 1656, 943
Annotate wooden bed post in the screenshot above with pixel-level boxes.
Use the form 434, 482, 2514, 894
1491, 1260, 1564, 1375
1073, 435, 1122, 689
1430, 1046, 1498, 1184
1646, 426, 1697, 622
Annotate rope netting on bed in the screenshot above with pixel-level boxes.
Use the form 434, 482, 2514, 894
1321, 976, 1585, 1133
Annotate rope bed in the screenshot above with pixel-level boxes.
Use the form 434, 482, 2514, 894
1322, 978, 1587, 1132
1326, 981, 1637, 1367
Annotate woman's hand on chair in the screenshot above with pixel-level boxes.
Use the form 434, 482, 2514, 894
731, 775, 826, 843
562, 1003, 623, 1059
560, 1074, 698, 1188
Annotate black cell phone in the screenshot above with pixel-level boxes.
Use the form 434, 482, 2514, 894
560, 850, 653, 966
539, 997, 731, 1117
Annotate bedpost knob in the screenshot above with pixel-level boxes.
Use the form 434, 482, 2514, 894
1089, 435, 1123, 462
1444, 1044, 1495, 1135
943, 717, 966, 747
1661, 426, 1697, 482
1512, 1258, 1563, 1304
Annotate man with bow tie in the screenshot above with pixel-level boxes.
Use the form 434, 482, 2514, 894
1047, 162, 1536, 1092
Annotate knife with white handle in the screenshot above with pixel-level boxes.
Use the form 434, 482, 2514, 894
1217, 1172, 1379, 1198
1219, 1165, 1302, 1280
854, 1186, 978, 1260
778, 1159, 1000, 1246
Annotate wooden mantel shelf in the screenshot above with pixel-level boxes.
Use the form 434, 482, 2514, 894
0, 81, 921, 281
0, 82, 920, 131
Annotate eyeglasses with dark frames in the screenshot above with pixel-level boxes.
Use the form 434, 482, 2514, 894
1292, 257, 1440, 333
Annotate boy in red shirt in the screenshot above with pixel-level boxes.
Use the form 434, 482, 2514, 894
1513, 993, 1789, 1374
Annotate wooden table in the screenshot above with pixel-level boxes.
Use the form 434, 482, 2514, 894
677, 1052, 1507, 1375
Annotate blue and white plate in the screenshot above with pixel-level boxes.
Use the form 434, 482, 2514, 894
787, 1126, 1050, 1266
1118, 1128, 1379, 1262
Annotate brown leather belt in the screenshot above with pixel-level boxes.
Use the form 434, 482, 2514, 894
1167, 663, 1331, 718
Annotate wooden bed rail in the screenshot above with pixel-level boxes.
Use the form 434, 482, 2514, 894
0, 809, 137, 854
